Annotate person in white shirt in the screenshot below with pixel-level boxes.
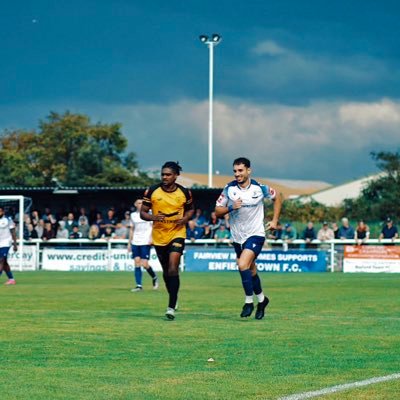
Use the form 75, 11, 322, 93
0, 207, 18, 285
128, 199, 159, 291
215, 157, 282, 319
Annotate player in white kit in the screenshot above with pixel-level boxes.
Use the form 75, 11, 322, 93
0, 207, 18, 285
128, 199, 159, 291
215, 158, 282, 319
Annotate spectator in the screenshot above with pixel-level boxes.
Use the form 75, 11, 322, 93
27, 223, 39, 239
267, 221, 283, 240
186, 219, 204, 242
379, 218, 398, 241
281, 223, 297, 242
78, 216, 90, 238
56, 221, 69, 239
214, 224, 231, 245
338, 218, 355, 240
35, 219, 45, 238
94, 212, 104, 230
204, 211, 221, 239
69, 225, 82, 239
101, 226, 114, 240
88, 224, 101, 240
317, 222, 334, 242
121, 210, 133, 230
42, 207, 57, 225
114, 222, 128, 239
301, 221, 316, 245
193, 208, 209, 230
101, 208, 117, 233
355, 220, 370, 245
31, 210, 40, 227
65, 213, 78, 236
332, 222, 340, 239
41, 221, 55, 241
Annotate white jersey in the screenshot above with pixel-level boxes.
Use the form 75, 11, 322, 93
0, 215, 15, 247
216, 179, 276, 245
130, 211, 153, 245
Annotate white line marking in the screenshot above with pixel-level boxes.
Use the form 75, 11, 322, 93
278, 373, 400, 400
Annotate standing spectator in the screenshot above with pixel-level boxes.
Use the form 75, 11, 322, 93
193, 208, 208, 231
78, 216, 90, 238
338, 218, 355, 240
65, 213, 78, 236
35, 219, 45, 238
317, 222, 334, 242
42, 207, 57, 225
114, 222, 128, 239
332, 222, 340, 239
101, 208, 117, 233
355, 220, 370, 245
301, 221, 316, 246
379, 218, 398, 241
140, 161, 194, 320
121, 211, 133, 230
101, 226, 114, 240
69, 225, 82, 239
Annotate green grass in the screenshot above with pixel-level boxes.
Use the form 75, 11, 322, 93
0, 272, 399, 400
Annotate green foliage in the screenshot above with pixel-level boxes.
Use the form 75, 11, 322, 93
0, 111, 156, 187
344, 151, 400, 221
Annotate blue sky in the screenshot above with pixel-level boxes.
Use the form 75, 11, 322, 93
1, 0, 400, 184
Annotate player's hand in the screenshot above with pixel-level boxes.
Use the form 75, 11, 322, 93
232, 198, 243, 210
13, 243, 18, 252
154, 213, 166, 222
266, 220, 278, 230
175, 218, 188, 226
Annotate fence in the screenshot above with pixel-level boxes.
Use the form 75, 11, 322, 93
8, 238, 400, 273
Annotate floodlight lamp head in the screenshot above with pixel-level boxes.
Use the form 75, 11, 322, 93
211, 34, 221, 43
199, 35, 209, 43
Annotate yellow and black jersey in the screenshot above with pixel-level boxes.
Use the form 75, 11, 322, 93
142, 183, 194, 246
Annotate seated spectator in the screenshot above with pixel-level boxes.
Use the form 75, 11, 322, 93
302, 221, 316, 244
281, 223, 297, 242
56, 221, 69, 239
88, 224, 101, 240
204, 211, 221, 239
35, 218, 45, 238
78, 216, 90, 238
28, 223, 39, 239
121, 211, 133, 230
355, 220, 370, 244
379, 217, 398, 241
41, 221, 55, 241
187, 219, 204, 242
114, 222, 128, 239
317, 222, 334, 241
338, 218, 355, 240
69, 225, 82, 239
268, 221, 283, 240
101, 226, 115, 240
214, 224, 231, 244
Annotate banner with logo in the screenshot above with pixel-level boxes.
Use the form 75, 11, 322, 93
42, 248, 162, 272
8, 245, 37, 271
343, 245, 400, 273
184, 249, 327, 273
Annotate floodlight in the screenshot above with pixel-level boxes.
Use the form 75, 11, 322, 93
199, 35, 209, 43
211, 34, 221, 43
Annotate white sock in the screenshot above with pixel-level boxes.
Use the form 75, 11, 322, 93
257, 292, 265, 303
245, 295, 254, 304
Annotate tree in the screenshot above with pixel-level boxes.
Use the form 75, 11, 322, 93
345, 151, 400, 221
0, 111, 156, 187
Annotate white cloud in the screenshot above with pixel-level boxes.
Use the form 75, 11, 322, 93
251, 40, 289, 56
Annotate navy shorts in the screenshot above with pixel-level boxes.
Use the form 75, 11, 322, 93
233, 236, 265, 259
0, 246, 10, 259
131, 245, 151, 260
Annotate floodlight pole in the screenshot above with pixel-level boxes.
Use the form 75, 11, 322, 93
200, 34, 222, 188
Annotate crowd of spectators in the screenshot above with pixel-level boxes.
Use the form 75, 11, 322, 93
13, 205, 400, 245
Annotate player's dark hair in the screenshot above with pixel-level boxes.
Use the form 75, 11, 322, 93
233, 157, 251, 168
162, 161, 182, 175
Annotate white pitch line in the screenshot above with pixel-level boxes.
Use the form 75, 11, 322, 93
278, 373, 400, 400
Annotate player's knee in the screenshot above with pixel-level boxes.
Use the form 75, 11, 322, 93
237, 261, 250, 271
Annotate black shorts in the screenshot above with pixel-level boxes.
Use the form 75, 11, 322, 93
154, 237, 185, 260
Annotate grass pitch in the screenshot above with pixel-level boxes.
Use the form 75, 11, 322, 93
1, 272, 399, 399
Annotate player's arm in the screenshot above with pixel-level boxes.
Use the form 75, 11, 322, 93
266, 191, 284, 231
176, 189, 195, 226
10, 227, 18, 252
215, 187, 242, 218
127, 222, 134, 251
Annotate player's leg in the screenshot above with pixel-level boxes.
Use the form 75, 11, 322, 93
164, 238, 185, 320
155, 245, 170, 292
250, 261, 269, 319
237, 248, 257, 317
0, 248, 15, 285
141, 246, 158, 289
131, 245, 143, 291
